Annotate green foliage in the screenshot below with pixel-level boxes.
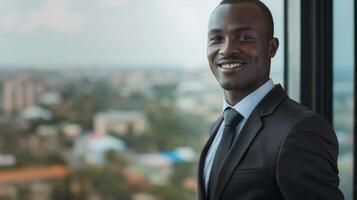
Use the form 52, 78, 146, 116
17, 186, 31, 200
152, 184, 195, 200
105, 149, 129, 166
0, 70, 213, 200
170, 162, 196, 185
52, 172, 90, 200
112, 81, 211, 152
14, 152, 65, 167
52, 165, 137, 200
63, 79, 120, 129
150, 162, 197, 200
121, 91, 150, 110
152, 83, 177, 101
144, 107, 210, 151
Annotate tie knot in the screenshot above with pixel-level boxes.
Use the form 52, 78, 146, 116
223, 108, 243, 127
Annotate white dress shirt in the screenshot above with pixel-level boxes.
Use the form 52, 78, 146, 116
203, 79, 275, 191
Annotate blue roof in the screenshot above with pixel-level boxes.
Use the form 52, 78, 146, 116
160, 151, 184, 164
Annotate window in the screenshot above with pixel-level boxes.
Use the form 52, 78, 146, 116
333, 0, 354, 199
0, 1, 285, 199
262, 0, 285, 85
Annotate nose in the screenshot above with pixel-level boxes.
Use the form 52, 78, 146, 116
219, 38, 239, 56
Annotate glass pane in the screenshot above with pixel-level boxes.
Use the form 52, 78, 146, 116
333, 0, 354, 199
261, 0, 285, 85
0, 0, 284, 199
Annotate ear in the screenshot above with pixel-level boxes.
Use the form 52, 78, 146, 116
268, 37, 279, 58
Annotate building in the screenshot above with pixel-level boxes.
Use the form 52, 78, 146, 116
74, 132, 126, 165
94, 111, 148, 135
3, 75, 45, 114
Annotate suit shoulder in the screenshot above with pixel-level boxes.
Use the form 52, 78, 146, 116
282, 98, 332, 128
276, 98, 338, 148
281, 97, 315, 117
271, 97, 317, 125
269, 97, 336, 139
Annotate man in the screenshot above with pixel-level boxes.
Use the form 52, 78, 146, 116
197, 0, 344, 199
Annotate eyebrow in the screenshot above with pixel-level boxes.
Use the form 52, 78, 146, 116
208, 27, 254, 35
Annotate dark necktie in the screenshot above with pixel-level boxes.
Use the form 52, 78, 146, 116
208, 108, 243, 195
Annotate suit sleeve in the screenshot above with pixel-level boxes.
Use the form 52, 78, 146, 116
276, 114, 345, 200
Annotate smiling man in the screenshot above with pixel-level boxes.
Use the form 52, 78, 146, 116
197, 0, 344, 200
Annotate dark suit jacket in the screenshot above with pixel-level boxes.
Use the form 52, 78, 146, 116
197, 84, 344, 200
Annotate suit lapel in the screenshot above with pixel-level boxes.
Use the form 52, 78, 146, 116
211, 112, 263, 200
211, 84, 288, 200
197, 116, 223, 200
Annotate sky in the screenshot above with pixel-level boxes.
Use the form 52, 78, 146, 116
333, 0, 354, 70
0, 0, 286, 70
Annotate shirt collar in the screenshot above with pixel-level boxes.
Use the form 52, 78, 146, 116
222, 79, 275, 119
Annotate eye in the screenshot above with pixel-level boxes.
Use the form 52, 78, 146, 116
208, 35, 223, 43
237, 34, 253, 41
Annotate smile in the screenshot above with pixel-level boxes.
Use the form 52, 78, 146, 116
217, 61, 247, 73
219, 63, 243, 69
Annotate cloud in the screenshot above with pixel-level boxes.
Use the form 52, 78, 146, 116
101, 0, 130, 8
21, 0, 85, 34
2, 11, 21, 32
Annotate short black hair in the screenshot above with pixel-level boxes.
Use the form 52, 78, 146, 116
219, 0, 274, 37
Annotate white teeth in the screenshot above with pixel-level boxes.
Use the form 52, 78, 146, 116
220, 63, 242, 69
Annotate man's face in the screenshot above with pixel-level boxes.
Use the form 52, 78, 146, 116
207, 3, 278, 92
